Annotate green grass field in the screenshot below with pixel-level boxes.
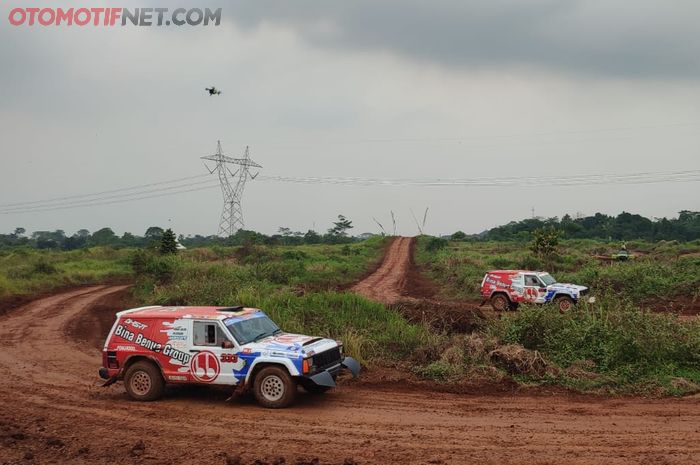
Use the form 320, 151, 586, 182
0, 247, 133, 300
415, 237, 700, 305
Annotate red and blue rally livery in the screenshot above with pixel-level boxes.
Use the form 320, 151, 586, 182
99, 305, 360, 408
480, 270, 592, 312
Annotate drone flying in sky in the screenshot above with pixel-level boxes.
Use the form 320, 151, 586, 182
205, 86, 222, 96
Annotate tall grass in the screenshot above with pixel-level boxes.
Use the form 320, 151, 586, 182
0, 247, 133, 299
486, 295, 700, 393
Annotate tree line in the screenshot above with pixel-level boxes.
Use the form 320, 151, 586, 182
451, 210, 700, 242
0, 215, 361, 250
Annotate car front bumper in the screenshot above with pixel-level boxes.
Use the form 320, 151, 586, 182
305, 356, 360, 387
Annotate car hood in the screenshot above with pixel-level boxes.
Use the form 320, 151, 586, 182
548, 283, 588, 293
242, 332, 338, 358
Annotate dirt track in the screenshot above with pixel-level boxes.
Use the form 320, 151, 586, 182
351, 237, 487, 331
351, 236, 412, 304
1, 286, 699, 464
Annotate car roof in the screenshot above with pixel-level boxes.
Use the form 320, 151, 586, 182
487, 270, 549, 274
116, 306, 263, 320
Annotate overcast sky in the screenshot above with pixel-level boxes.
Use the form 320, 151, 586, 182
1, 0, 699, 237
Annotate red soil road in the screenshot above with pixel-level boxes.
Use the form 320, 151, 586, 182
351, 236, 413, 304
1, 286, 699, 465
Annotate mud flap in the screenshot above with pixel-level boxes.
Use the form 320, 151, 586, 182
309, 370, 336, 387
342, 357, 360, 378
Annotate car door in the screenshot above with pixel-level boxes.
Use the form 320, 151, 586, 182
189, 320, 240, 386
523, 274, 546, 303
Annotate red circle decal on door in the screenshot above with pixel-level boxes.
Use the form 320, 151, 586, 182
189, 350, 220, 382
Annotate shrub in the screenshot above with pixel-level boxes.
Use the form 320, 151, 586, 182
132, 251, 180, 284
281, 250, 308, 261
530, 227, 560, 256
32, 259, 57, 275
487, 297, 700, 389
425, 237, 448, 252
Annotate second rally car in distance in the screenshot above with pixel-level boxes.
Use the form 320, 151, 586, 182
98, 306, 360, 408
480, 270, 594, 312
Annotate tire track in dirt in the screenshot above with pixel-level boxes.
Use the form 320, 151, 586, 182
1, 287, 699, 464
350, 236, 413, 304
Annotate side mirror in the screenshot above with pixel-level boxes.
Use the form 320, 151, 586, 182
221, 340, 234, 349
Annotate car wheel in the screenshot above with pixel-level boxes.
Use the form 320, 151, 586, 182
300, 379, 332, 394
490, 294, 510, 312
124, 361, 165, 401
254, 366, 297, 408
554, 295, 574, 312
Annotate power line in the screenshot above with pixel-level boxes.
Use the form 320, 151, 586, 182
257, 168, 700, 187
0, 183, 219, 215
0, 178, 217, 213
1, 168, 698, 215
0, 174, 210, 209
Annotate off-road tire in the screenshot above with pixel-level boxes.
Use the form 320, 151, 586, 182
300, 379, 332, 394
490, 293, 511, 312
124, 361, 165, 401
253, 366, 297, 408
554, 295, 575, 312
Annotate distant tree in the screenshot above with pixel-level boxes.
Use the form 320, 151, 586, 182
75, 229, 90, 238
145, 226, 164, 237
530, 227, 560, 256
278, 227, 292, 236
121, 232, 137, 247
451, 231, 467, 241
90, 227, 118, 246
36, 238, 59, 249
62, 235, 84, 250
159, 228, 178, 254
13, 227, 25, 237
303, 230, 321, 244
329, 215, 353, 237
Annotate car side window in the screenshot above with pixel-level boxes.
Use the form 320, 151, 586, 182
525, 275, 540, 286
193, 321, 228, 346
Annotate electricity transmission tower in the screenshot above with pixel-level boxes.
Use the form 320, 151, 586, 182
202, 141, 262, 237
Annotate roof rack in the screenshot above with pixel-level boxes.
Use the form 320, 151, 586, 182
217, 306, 245, 312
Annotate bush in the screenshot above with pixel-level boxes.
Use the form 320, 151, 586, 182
518, 255, 544, 271
487, 297, 700, 391
250, 261, 306, 285
425, 237, 448, 252
32, 259, 57, 275
281, 250, 308, 261
132, 251, 179, 284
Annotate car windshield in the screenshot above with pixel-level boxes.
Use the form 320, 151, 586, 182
539, 273, 557, 286
224, 315, 281, 345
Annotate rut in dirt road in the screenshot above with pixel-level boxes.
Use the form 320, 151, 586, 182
2, 287, 700, 465
351, 236, 413, 304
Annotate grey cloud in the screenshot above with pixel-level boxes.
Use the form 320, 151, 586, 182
226, 0, 700, 78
